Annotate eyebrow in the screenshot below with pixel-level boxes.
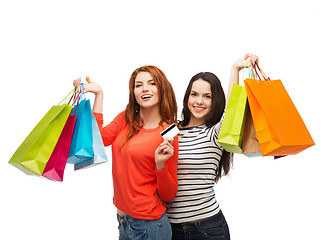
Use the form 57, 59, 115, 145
191, 90, 212, 95
135, 79, 154, 83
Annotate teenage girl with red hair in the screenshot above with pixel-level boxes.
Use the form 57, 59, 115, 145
74, 65, 178, 240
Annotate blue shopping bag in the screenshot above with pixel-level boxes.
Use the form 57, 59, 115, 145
74, 111, 108, 170
67, 85, 94, 164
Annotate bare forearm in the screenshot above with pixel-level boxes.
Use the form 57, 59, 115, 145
93, 91, 103, 114
227, 65, 240, 104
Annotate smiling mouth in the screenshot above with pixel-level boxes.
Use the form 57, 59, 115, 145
192, 106, 206, 112
141, 95, 153, 99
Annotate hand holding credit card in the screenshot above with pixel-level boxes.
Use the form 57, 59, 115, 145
160, 123, 180, 139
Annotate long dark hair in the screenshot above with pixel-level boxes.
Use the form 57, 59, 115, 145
181, 72, 233, 182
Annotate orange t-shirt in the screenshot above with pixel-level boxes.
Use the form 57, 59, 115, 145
94, 111, 178, 220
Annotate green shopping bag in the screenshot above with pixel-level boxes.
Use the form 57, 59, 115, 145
217, 83, 248, 153
9, 90, 74, 175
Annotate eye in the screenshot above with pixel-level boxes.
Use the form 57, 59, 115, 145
190, 92, 197, 97
205, 95, 212, 99
149, 82, 156, 86
135, 83, 142, 88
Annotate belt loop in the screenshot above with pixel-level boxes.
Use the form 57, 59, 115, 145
118, 214, 127, 224
194, 220, 201, 231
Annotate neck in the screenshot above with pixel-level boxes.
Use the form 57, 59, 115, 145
140, 106, 162, 129
186, 117, 205, 128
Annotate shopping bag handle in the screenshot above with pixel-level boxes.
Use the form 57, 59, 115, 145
71, 83, 84, 115
58, 88, 76, 105
69, 83, 83, 105
56, 83, 84, 114
250, 60, 271, 81
240, 58, 258, 85
250, 59, 263, 80
256, 62, 270, 80
249, 60, 257, 79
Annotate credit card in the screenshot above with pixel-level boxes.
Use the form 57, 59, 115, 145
160, 123, 180, 139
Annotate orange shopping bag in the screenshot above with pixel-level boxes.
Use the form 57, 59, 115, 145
244, 63, 315, 156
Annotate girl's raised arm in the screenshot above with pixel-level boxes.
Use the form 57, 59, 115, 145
73, 76, 103, 113
226, 53, 259, 105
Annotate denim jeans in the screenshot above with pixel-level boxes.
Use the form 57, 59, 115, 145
117, 212, 172, 240
170, 210, 230, 240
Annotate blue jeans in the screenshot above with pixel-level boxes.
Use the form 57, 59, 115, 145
117, 212, 172, 240
170, 210, 230, 240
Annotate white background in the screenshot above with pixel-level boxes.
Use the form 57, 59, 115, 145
1, 1, 323, 239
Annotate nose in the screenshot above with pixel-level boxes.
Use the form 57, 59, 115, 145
142, 83, 149, 92
196, 96, 203, 104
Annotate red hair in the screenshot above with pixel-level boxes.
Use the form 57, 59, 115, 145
124, 65, 177, 144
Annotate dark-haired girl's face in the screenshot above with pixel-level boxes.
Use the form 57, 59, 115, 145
187, 79, 212, 126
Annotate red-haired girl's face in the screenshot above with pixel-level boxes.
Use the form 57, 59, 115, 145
134, 72, 160, 110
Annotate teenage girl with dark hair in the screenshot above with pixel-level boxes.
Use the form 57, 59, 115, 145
167, 54, 259, 240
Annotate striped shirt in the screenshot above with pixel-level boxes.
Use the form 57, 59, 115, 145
166, 121, 224, 223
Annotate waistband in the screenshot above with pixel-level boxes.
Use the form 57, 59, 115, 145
117, 211, 168, 223
170, 210, 224, 231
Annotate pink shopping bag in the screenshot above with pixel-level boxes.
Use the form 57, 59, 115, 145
42, 115, 76, 181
